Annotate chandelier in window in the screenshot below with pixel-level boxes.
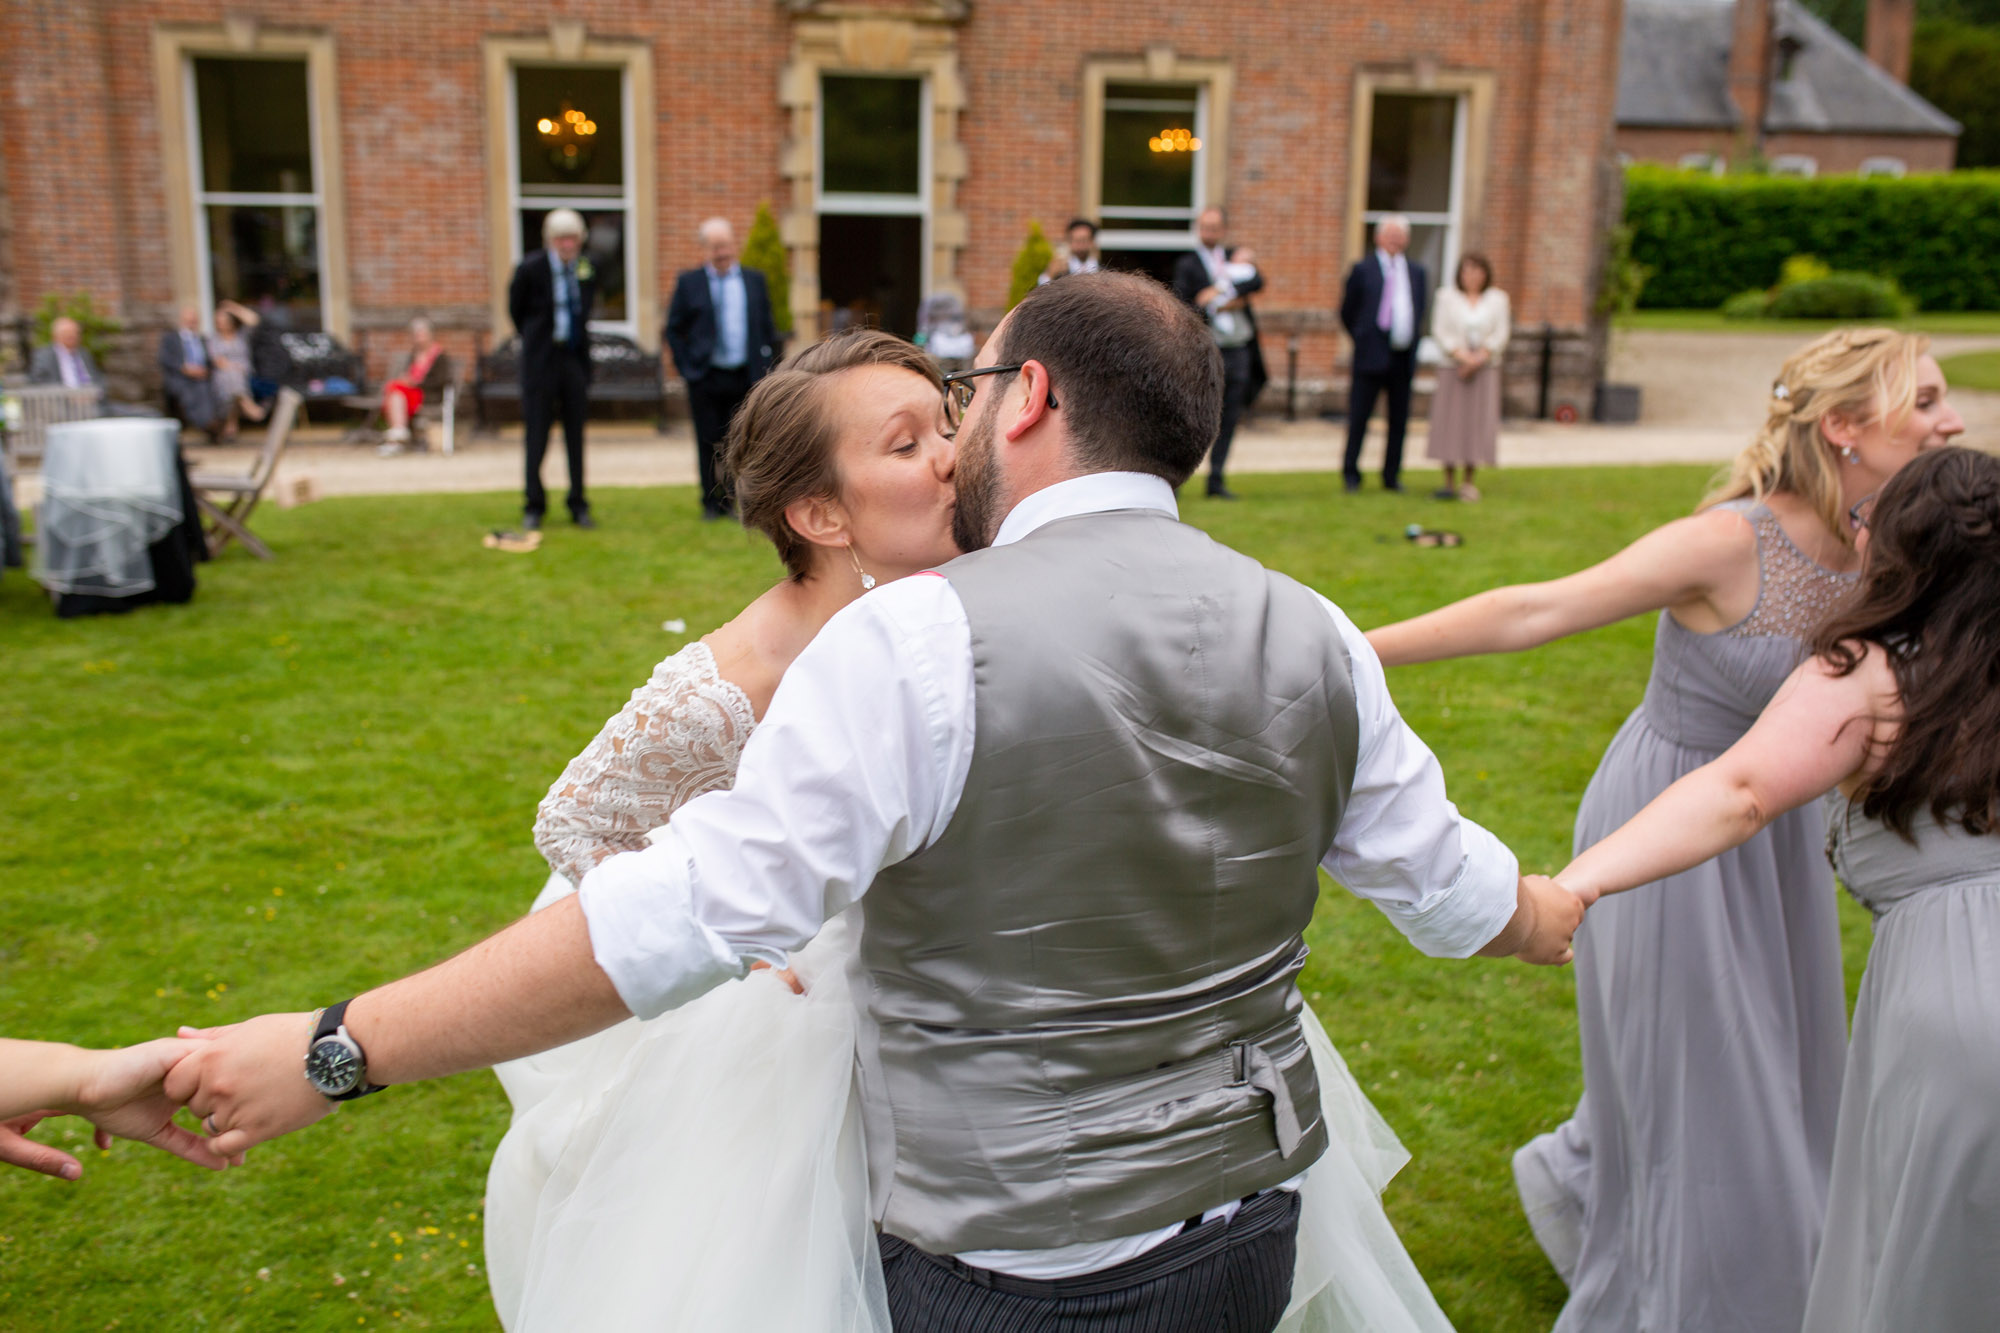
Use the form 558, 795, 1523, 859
1148, 127, 1201, 153
536, 104, 598, 174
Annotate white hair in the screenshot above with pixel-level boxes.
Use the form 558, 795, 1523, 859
542, 208, 587, 241
697, 216, 734, 244
1374, 213, 1412, 238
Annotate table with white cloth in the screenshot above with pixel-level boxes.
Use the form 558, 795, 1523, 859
33, 418, 202, 617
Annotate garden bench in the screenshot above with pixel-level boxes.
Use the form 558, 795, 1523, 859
473, 332, 667, 434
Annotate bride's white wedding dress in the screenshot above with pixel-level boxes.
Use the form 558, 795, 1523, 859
485, 641, 1456, 1332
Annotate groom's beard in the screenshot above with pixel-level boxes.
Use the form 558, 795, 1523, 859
952, 408, 1002, 553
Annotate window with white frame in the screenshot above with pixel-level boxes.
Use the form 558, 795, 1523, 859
511, 64, 633, 332
189, 56, 325, 330
1770, 154, 1818, 178
1363, 91, 1466, 292
1678, 151, 1726, 175
1097, 82, 1207, 257
1859, 155, 1907, 178
817, 74, 929, 336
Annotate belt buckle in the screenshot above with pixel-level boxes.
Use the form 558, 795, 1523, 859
1227, 1039, 1250, 1087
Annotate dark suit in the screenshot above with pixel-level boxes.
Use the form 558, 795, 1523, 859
157, 328, 219, 432
1172, 248, 1266, 495
510, 248, 598, 521
1340, 253, 1429, 490
30, 343, 104, 391
665, 265, 778, 516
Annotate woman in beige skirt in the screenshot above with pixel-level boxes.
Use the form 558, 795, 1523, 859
1428, 254, 1509, 500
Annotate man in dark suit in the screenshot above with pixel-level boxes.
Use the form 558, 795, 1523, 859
665, 217, 779, 520
510, 208, 597, 530
157, 304, 219, 436
1340, 214, 1428, 493
1171, 205, 1265, 500
31, 318, 105, 393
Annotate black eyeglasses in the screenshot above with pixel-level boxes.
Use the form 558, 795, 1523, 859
940, 364, 1059, 437
1849, 492, 1877, 532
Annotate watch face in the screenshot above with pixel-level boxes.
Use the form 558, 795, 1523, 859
305, 1036, 363, 1096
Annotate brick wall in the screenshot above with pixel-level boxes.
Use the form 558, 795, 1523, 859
1617, 125, 1958, 175
7, 0, 1623, 413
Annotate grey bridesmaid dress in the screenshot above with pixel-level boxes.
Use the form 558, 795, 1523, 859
1803, 793, 2000, 1331
1523, 501, 1855, 1332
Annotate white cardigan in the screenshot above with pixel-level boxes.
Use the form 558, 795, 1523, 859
1431, 287, 1511, 357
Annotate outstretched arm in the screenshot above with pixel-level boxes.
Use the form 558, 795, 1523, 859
1558, 649, 1895, 901
0, 1038, 237, 1178
1367, 507, 1758, 667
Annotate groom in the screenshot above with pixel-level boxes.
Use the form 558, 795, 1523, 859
168, 272, 1587, 1329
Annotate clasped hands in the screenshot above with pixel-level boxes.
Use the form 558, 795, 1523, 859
1484, 874, 1599, 966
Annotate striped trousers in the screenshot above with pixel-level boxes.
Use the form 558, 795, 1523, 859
879, 1189, 1301, 1332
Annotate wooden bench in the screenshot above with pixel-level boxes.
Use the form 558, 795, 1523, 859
2, 384, 104, 472
473, 332, 667, 434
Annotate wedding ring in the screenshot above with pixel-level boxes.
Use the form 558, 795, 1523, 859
204, 1114, 219, 1136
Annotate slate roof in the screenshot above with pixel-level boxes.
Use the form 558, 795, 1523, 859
1618, 0, 1960, 137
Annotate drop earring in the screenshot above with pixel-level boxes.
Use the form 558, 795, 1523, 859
846, 543, 876, 591
1841, 445, 1859, 464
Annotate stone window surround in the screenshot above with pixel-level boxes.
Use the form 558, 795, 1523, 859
1344, 67, 1495, 275
481, 28, 660, 350
778, 14, 969, 343
1078, 49, 1234, 249
152, 22, 352, 339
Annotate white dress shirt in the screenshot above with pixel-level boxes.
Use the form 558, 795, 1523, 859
579, 471, 1520, 1274
1378, 249, 1416, 351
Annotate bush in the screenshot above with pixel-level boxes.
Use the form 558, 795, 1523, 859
1722, 289, 1773, 320
740, 201, 793, 337
1007, 221, 1053, 311
34, 292, 123, 363
1766, 273, 1916, 318
1911, 19, 2000, 170
1623, 164, 2000, 310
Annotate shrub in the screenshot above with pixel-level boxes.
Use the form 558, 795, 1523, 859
1722, 289, 1773, 320
1623, 164, 2000, 310
1766, 273, 1916, 319
1007, 221, 1053, 311
740, 201, 793, 337
34, 292, 123, 363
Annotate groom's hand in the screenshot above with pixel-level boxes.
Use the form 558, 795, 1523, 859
1479, 874, 1594, 965
165, 1013, 334, 1157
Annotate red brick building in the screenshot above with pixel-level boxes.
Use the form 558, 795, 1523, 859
2, 0, 1627, 417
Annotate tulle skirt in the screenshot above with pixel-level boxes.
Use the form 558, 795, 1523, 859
487, 874, 1455, 1332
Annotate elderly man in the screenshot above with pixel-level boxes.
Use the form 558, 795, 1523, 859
664, 217, 779, 520
1339, 215, 1429, 494
1172, 205, 1265, 500
509, 209, 597, 530
31, 318, 105, 394
157, 305, 219, 436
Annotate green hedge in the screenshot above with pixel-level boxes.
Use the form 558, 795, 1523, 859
1623, 164, 2000, 310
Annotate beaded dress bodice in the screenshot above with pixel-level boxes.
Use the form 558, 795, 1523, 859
534, 640, 757, 886
1637, 501, 1858, 754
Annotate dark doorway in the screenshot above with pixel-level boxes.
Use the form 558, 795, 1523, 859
1097, 248, 1184, 287
818, 214, 924, 338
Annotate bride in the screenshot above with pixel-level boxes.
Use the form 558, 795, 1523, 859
484, 329, 1456, 1333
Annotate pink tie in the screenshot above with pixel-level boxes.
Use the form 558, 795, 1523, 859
1377, 260, 1395, 331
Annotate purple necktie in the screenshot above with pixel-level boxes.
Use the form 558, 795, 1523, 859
1378, 259, 1395, 331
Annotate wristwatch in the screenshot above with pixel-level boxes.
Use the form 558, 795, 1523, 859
303, 999, 385, 1101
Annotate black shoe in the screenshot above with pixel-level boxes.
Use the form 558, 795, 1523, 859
1431, 487, 1460, 501
1206, 486, 1240, 501
521, 512, 542, 532
573, 513, 597, 530
1343, 478, 1362, 494
1382, 481, 1406, 494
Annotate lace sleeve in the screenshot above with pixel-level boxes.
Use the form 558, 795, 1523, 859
533, 642, 758, 886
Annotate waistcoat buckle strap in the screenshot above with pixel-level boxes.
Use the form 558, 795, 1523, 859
1229, 1038, 1306, 1158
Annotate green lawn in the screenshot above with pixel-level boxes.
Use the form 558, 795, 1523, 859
0, 468, 1872, 1331
1623, 308, 2000, 336
1938, 348, 2000, 394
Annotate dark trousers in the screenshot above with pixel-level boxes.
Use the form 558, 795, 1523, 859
523, 355, 589, 520
1343, 348, 1417, 489
880, 1188, 1301, 1333
689, 365, 754, 516
1207, 345, 1254, 493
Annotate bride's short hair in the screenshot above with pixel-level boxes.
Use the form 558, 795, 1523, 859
725, 330, 943, 580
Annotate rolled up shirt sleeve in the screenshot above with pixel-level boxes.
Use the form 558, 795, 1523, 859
578, 574, 975, 1019
1316, 596, 1521, 957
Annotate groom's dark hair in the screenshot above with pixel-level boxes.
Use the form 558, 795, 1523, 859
996, 270, 1222, 488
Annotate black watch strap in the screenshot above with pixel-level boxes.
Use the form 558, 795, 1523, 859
314, 998, 386, 1101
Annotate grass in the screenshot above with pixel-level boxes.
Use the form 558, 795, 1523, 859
0, 468, 1874, 1331
1622, 308, 2000, 336
1937, 348, 2000, 394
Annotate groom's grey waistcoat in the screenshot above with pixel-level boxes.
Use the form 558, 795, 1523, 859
855, 507, 1361, 1254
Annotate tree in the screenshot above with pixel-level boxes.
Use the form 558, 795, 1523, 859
1007, 221, 1054, 311
1911, 19, 2000, 168
741, 201, 794, 337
